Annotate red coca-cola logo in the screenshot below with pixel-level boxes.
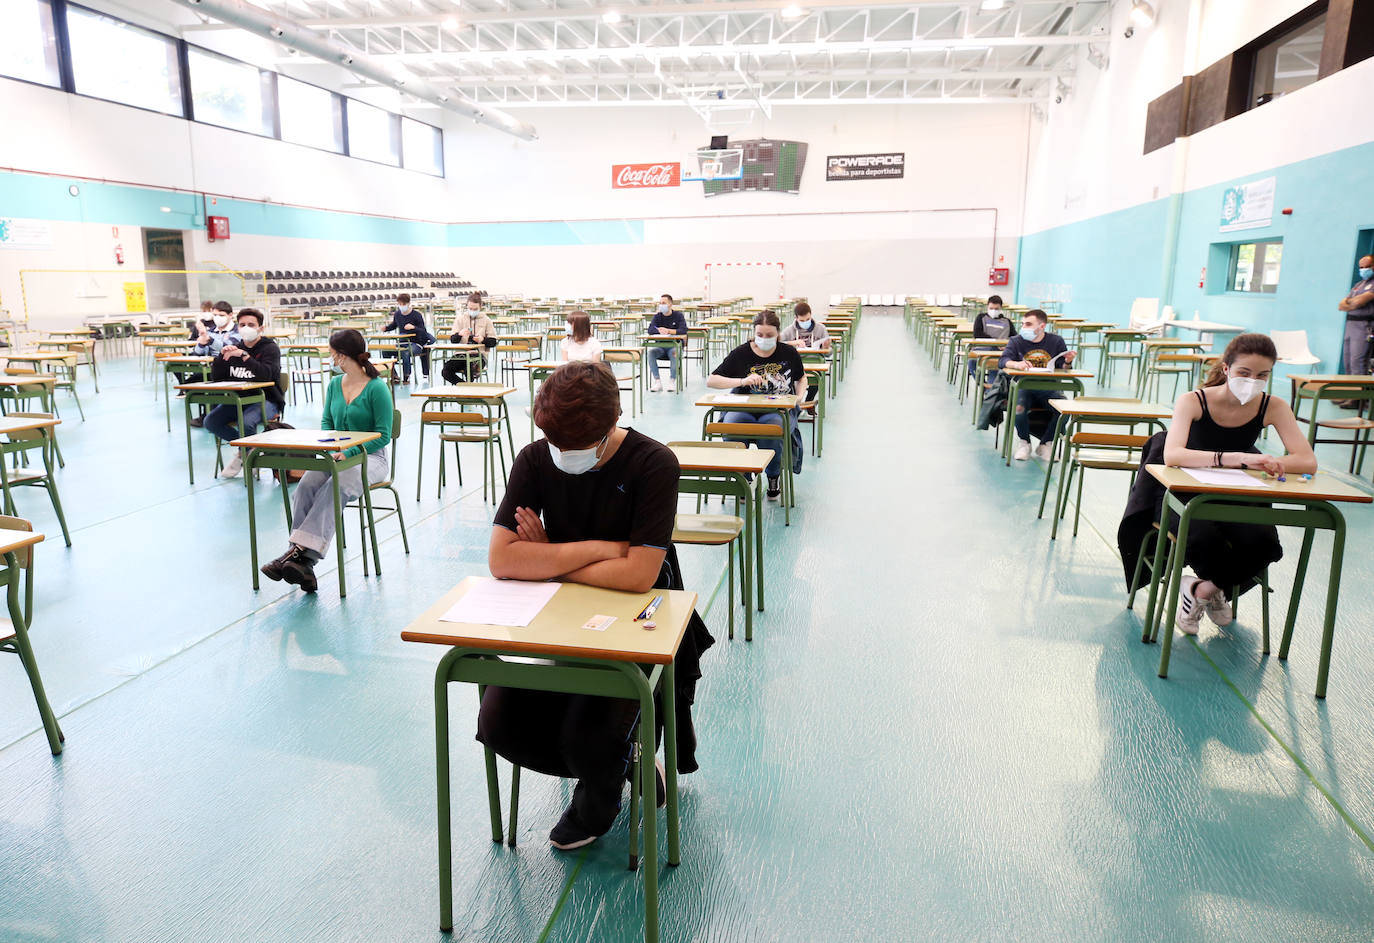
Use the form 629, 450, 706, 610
612, 163, 681, 188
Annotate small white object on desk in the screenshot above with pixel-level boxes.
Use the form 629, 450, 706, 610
439, 577, 559, 627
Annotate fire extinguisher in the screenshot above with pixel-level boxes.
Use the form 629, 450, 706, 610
114, 245, 125, 265
1198, 266, 1205, 288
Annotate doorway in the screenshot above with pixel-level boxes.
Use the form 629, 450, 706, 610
142, 228, 188, 310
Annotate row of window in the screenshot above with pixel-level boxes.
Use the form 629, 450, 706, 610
2, 0, 444, 176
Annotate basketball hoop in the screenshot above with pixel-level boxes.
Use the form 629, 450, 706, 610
701, 159, 723, 181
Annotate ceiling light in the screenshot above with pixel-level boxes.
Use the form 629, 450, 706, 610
601, 9, 622, 23
160, 206, 172, 212
1129, 1, 1155, 27
979, 0, 1006, 10
442, 16, 459, 29
780, 4, 804, 18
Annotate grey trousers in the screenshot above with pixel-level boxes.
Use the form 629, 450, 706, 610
1342, 319, 1372, 375
289, 450, 390, 554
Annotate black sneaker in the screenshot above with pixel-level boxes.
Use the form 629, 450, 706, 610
189, 416, 204, 428
260, 546, 300, 582
549, 806, 599, 851
281, 551, 319, 593
766, 476, 781, 499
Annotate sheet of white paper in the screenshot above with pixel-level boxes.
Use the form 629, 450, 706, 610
439, 578, 560, 627
711, 394, 751, 403
1181, 467, 1266, 487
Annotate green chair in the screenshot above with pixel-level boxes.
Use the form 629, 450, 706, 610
0, 424, 71, 547
348, 409, 410, 574
416, 405, 507, 504
0, 515, 63, 754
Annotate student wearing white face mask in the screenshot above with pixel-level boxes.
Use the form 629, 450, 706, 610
479, 361, 690, 852
382, 293, 434, 384
1155, 332, 1316, 635
204, 308, 285, 478
779, 301, 828, 403
706, 309, 807, 499
647, 293, 687, 392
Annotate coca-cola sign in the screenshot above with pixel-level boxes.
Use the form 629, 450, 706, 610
612, 163, 681, 189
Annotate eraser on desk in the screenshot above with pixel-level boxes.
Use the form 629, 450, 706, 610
642, 621, 657, 630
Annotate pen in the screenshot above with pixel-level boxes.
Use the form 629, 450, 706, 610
318, 436, 346, 443
635, 594, 663, 621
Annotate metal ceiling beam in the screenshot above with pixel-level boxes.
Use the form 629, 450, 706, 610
168, 0, 538, 140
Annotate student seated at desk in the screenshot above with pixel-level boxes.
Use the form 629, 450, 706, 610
1121, 333, 1316, 634
260, 329, 393, 594
647, 293, 687, 392
706, 309, 806, 500
999, 308, 1077, 462
969, 294, 1013, 378
441, 292, 497, 383
382, 293, 435, 384
780, 301, 828, 404
192, 301, 238, 357
477, 362, 711, 851
560, 311, 603, 363
205, 309, 284, 480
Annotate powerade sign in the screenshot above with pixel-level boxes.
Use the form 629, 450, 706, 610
826, 153, 904, 181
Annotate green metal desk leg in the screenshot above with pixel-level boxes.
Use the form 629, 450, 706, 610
39, 430, 71, 547
754, 473, 764, 615
1003, 381, 1021, 465
184, 396, 196, 485
330, 462, 347, 598
435, 654, 456, 932
361, 458, 381, 575
1314, 511, 1346, 698
1140, 500, 1173, 642
165, 368, 173, 432
5, 550, 63, 754
1157, 497, 1196, 678
661, 659, 680, 865
1277, 527, 1315, 661
740, 473, 753, 642
1037, 415, 1070, 520
246, 449, 261, 590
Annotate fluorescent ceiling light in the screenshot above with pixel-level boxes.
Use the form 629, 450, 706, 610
442, 16, 459, 29
780, 4, 804, 18
1129, 1, 1155, 27
159, 206, 172, 212
602, 9, 622, 23
980, 0, 1006, 10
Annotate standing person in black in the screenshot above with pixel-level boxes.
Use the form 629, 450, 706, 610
999, 308, 1077, 461
706, 308, 806, 499
1155, 333, 1315, 634
477, 361, 707, 851
202, 308, 284, 479
381, 292, 434, 383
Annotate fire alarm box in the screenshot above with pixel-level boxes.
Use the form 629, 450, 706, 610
988, 267, 1010, 286
207, 215, 231, 242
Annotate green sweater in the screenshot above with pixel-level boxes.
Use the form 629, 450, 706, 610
323, 375, 393, 458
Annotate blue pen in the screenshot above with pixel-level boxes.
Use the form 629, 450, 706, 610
318, 436, 346, 443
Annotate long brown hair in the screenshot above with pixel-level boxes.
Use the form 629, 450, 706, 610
752, 309, 781, 330
1202, 332, 1276, 387
330, 328, 380, 379
567, 311, 592, 343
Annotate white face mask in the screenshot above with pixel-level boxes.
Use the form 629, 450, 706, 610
549, 434, 608, 475
213, 315, 230, 328
467, 306, 480, 315
657, 304, 670, 314
1227, 374, 1264, 405
797, 320, 813, 330
398, 304, 411, 315
238, 325, 260, 344
987, 308, 1002, 318
754, 335, 777, 353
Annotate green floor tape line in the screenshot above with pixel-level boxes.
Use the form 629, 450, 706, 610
1076, 489, 1374, 854
536, 847, 591, 943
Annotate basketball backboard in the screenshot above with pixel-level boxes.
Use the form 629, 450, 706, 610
682, 148, 744, 182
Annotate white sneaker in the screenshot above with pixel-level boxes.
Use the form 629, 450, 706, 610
1034, 442, 1054, 461
218, 451, 243, 479
649, 378, 662, 392
1177, 579, 1203, 635
1203, 590, 1234, 627
1013, 438, 1032, 461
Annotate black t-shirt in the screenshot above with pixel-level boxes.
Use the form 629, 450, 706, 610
494, 428, 680, 549
712, 342, 805, 395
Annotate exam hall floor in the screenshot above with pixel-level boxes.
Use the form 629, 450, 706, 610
2, 314, 1373, 942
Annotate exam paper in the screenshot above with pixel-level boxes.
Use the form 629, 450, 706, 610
439, 578, 560, 627
1181, 467, 1266, 487
712, 394, 751, 403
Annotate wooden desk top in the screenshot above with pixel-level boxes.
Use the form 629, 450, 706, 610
230, 428, 381, 451
960, 337, 1008, 347
1144, 339, 1205, 348
175, 380, 274, 393
157, 355, 215, 365
6, 351, 74, 362
1051, 398, 1173, 419
0, 415, 60, 434
1146, 464, 1372, 503
0, 531, 44, 556
430, 343, 482, 351
1292, 374, 1374, 388
1103, 328, 1147, 336
696, 392, 801, 408
400, 576, 696, 666
1003, 368, 1095, 379
411, 384, 517, 399
0, 375, 57, 387
641, 333, 687, 341
670, 445, 772, 474
803, 363, 829, 374
1166, 320, 1246, 334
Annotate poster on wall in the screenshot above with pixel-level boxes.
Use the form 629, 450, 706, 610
0, 217, 54, 250
826, 153, 905, 181
1219, 176, 1276, 232
612, 163, 681, 188
124, 282, 148, 313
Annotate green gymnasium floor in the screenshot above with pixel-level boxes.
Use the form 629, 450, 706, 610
2, 312, 1373, 942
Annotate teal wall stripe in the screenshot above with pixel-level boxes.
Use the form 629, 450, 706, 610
1017, 139, 1374, 367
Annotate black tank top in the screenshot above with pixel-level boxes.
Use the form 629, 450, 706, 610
1186, 389, 1269, 453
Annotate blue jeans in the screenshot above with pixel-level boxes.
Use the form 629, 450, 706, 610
649, 345, 677, 380
1013, 389, 1064, 443
392, 342, 430, 380
203, 400, 280, 443
721, 408, 798, 477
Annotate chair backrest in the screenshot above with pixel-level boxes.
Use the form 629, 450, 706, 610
0, 515, 34, 569
1271, 329, 1313, 360
1127, 297, 1160, 329
667, 439, 747, 450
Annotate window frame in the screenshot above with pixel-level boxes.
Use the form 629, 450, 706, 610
1241, 0, 1329, 112
186, 43, 276, 138
276, 73, 347, 155
0, 0, 64, 90
344, 97, 403, 168
1226, 239, 1284, 295
63, 2, 187, 119
401, 116, 446, 177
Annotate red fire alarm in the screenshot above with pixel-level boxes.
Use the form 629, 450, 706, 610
989, 267, 1010, 286
207, 215, 230, 241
